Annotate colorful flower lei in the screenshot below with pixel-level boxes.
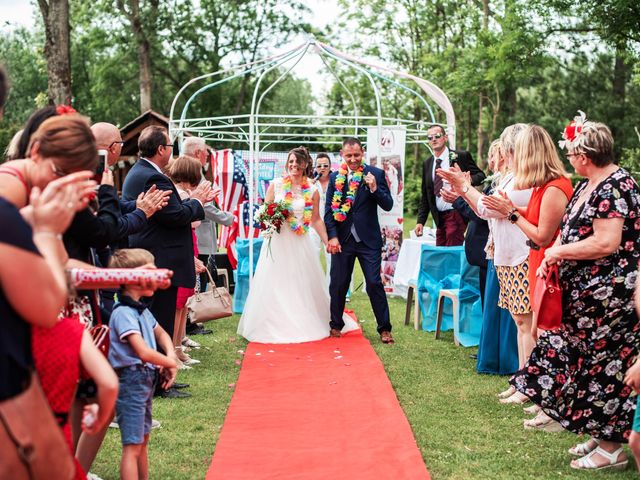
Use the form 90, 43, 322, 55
282, 176, 313, 235
331, 160, 364, 221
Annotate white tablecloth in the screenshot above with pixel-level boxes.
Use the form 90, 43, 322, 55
392, 230, 436, 298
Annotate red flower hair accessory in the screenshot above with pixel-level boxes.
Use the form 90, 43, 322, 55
558, 110, 589, 151
56, 104, 77, 115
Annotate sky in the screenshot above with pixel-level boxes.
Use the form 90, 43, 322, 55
0, 0, 342, 104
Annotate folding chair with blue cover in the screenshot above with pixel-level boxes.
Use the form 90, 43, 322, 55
435, 254, 483, 346
233, 238, 263, 313
416, 245, 465, 332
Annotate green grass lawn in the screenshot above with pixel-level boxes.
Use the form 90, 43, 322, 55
91, 220, 638, 479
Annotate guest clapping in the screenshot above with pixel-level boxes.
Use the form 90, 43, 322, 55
482, 125, 573, 336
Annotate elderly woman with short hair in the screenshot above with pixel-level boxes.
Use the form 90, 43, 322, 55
510, 113, 640, 471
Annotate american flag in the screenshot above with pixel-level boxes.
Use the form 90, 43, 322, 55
237, 201, 261, 239
212, 149, 247, 257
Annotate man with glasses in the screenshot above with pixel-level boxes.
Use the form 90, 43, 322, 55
416, 125, 485, 246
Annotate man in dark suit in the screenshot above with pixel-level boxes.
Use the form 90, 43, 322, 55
324, 137, 395, 344
415, 125, 485, 246
122, 126, 211, 343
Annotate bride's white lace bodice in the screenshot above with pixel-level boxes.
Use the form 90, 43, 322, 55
273, 177, 305, 221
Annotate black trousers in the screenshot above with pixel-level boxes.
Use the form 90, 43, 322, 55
147, 286, 178, 339
329, 235, 391, 333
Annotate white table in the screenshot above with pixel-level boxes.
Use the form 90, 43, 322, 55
392, 231, 436, 299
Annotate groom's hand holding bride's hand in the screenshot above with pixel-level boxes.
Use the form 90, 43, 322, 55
327, 237, 341, 254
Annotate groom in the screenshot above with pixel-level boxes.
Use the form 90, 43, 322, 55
324, 137, 395, 344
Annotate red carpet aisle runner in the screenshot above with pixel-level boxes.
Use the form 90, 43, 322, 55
207, 326, 430, 479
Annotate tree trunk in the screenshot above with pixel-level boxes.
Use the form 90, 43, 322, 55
38, 0, 72, 105
477, 93, 486, 168
118, 0, 155, 113
138, 38, 152, 112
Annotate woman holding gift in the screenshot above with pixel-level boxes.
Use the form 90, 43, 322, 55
237, 146, 357, 343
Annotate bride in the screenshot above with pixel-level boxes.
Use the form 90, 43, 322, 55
237, 146, 358, 343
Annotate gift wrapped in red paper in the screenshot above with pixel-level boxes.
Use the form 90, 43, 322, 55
67, 268, 173, 289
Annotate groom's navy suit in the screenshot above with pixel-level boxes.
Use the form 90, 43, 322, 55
324, 165, 393, 333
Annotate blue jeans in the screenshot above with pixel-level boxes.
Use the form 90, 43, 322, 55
115, 365, 156, 445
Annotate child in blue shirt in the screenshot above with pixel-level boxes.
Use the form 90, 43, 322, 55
108, 248, 177, 480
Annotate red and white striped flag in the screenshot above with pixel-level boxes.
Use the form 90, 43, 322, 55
212, 149, 250, 267
237, 201, 261, 239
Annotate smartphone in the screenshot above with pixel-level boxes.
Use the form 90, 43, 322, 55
96, 149, 108, 174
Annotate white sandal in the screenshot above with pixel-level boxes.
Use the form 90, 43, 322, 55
568, 438, 599, 457
497, 385, 516, 399
523, 404, 541, 416
500, 391, 530, 405
523, 412, 563, 432
570, 446, 628, 471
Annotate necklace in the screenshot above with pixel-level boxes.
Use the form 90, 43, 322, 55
331, 160, 364, 221
282, 176, 313, 235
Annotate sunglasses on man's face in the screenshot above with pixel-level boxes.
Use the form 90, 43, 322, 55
316, 164, 330, 168
427, 133, 445, 141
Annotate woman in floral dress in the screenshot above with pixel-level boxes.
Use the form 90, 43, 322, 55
510, 115, 640, 471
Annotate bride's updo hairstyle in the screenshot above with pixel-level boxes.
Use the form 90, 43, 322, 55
287, 146, 312, 176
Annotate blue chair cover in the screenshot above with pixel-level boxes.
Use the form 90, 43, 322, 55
233, 238, 264, 313
454, 256, 483, 347
417, 245, 464, 331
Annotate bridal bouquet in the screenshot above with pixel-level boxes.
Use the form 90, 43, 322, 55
255, 201, 290, 237
255, 201, 290, 257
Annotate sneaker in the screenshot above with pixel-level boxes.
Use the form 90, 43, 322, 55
151, 419, 161, 429
187, 324, 213, 335
159, 387, 192, 399
109, 421, 119, 429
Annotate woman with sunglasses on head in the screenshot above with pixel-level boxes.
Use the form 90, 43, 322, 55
314, 152, 332, 201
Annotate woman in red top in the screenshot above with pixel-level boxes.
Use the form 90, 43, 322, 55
484, 124, 573, 328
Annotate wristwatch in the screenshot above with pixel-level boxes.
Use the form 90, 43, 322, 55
508, 208, 519, 223
461, 184, 470, 194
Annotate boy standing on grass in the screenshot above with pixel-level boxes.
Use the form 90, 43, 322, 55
108, 249, 178, 480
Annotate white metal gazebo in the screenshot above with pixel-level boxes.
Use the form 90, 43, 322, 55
168, 39, 456, 282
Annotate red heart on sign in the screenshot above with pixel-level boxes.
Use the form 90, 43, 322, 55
397, 218, 403, 224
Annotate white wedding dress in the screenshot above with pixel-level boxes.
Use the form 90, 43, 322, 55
237, 178, 359, 343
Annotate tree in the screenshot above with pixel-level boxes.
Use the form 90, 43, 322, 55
37, 0, 72, 105
115, 0, 157, 113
